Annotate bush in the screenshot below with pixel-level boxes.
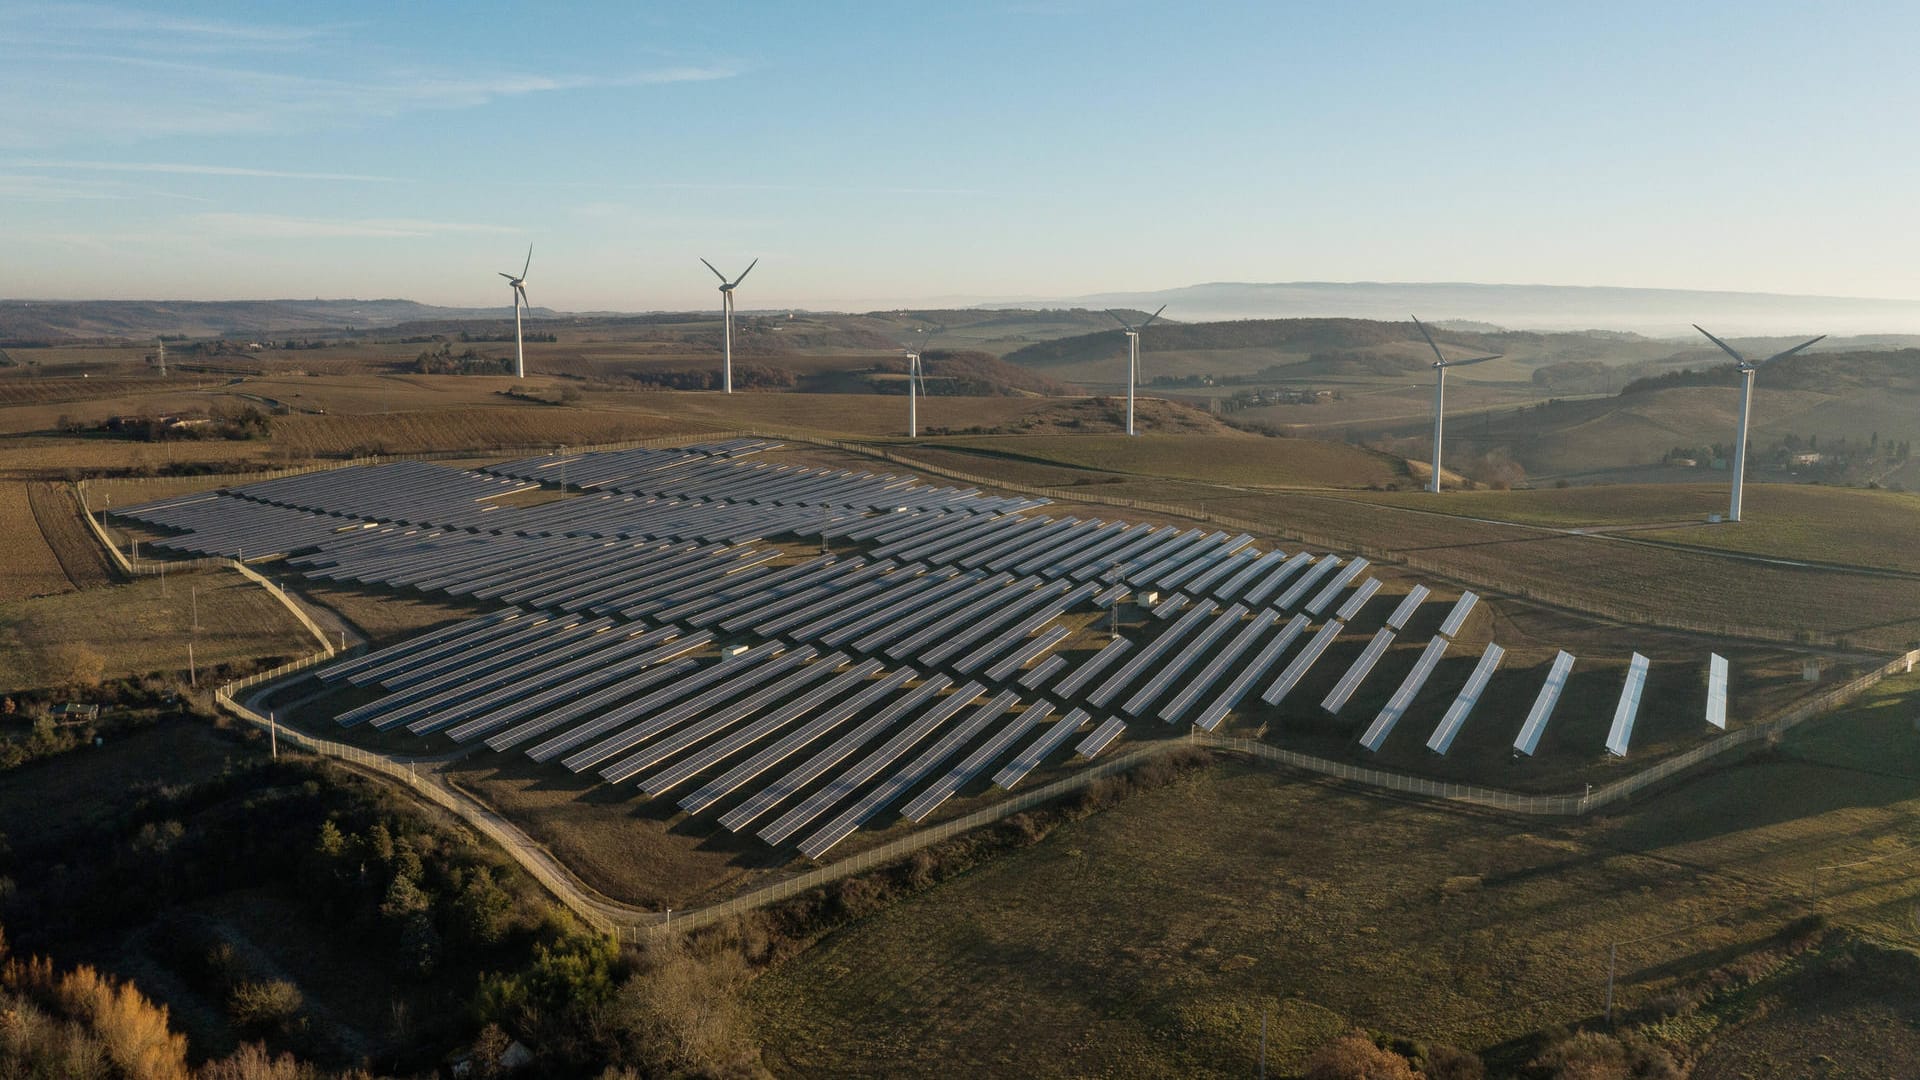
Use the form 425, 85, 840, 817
228, 979, 304, 1038
1304, 1029, 1420, 1080
600, 936, 765, 1078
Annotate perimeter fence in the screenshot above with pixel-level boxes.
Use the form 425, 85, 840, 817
93, 428, 1920, 936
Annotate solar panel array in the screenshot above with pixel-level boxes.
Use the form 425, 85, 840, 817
123, 438, 1718, 860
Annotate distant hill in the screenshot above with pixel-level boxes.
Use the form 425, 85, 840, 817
0, 299, 551, 342
984, 281, 1920, 337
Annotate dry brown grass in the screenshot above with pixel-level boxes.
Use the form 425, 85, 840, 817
26, 481, 115, 589
0, 480, 72, 601
0, 571, 312, 693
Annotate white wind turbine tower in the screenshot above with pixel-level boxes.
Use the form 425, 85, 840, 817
1107, 305, 1166, 437
904, 348, 926, 438
155, 339, 166, 378
498, 245, 531, 378
1412, 315, 1503, 493
701, 257, 758, 394
1693, 325, 1825, 522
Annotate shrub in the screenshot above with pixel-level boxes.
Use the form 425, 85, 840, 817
1304, 1029, 1421, 1080
227, 980, 305, 1038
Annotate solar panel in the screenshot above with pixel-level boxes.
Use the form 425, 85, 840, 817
1304, 558, 1369, 616
1437, 591, 1479, 638
483, 655, 701, 751
1321, 627, 1396, 714
316, 608, 521, 684
1124, 604, 1246, 717
993, 707, 1089, 789
1334, 577, 1382, 622
525, 641, 782, 762
1360, 635, 1449, 751
1089, 602, 1217, 708
1274, 555, 1342, 610
1018, 653, 1068, 690
641, 661, 913, 798
1426, 642, 1505, 754
758, 681, 985, 847
719, 675, 953, 832
1192, 614, 1308, 731
1385, 584, 1430, 630
1605, 653, 1650, 757
1051, 637, 1132, 699
1214, 547, 1287, 602
1706, 654, 1728, 730
597, 651, 851, 784
564, 646, 819, 773
795, 689, 1020, 858
1261, 619, 1344, 705
1161, 609, 1278, 726
902, 700, 1052, 822
673, 666, 918, 811
1242, 552, 1313, 607
1076, 716, 1127, 758
1513, 650, 1575, 756
986, 624, 1073, 684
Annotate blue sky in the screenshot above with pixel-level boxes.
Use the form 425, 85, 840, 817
4, 1, 1917, 311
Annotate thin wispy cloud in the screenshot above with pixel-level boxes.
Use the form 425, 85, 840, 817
12, 160, 401, 183
0, 3, 338, 50
0, 6, 738, 147
190, 213, 519, 240
0, 172, 212, 202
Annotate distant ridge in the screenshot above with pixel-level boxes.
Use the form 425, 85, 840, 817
981, 281, 1920, 337
0, 298, 555, 342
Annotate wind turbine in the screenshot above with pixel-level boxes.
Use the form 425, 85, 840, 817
1692, 325, 1825, 522
1107, 305, 1166, 437
498, 245, 531, 378
701, 257, 758, 393
904, 348, 926, 438
1412, 315, 1503, 493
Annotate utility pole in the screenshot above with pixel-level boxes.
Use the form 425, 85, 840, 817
1605, 941, 1618, 1026
191, 585, 199, 633
270, 710, 278, 760
188, 641, 196, 687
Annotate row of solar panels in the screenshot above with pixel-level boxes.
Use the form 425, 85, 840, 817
315, 577, 1502, 861
484, 442, 1045, 515
316, 616, 1126, 858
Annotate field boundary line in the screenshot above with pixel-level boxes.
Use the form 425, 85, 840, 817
813, 438, 1887, 651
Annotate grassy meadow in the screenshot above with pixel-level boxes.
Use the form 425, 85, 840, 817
0, 571, 313, 693
748, 671, 1920, 1077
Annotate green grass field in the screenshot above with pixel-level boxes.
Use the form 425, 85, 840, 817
747, 672, 1920, 1077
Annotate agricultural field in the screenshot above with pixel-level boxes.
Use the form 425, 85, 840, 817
892, 431, 1405, 490
0, 480, 73, 601
26, 481, 115, 589
748, 671, 1920, 1078
0, 571, 314, 693
1343, 482, 1920, 574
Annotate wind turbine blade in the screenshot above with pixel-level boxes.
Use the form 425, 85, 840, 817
1692, 324, 1749, 365
700, 257, 728, 283
1139, 304, 1166, 330
522, 244, 532, 280
731, 258, 758, 287
499, 272, 517, 281
1762, 334, 1826, 364
1444, 353, 1504, 368
1410, 315, 1448, 365
517, 285, 529, 308
1105, 309, 1133, 331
